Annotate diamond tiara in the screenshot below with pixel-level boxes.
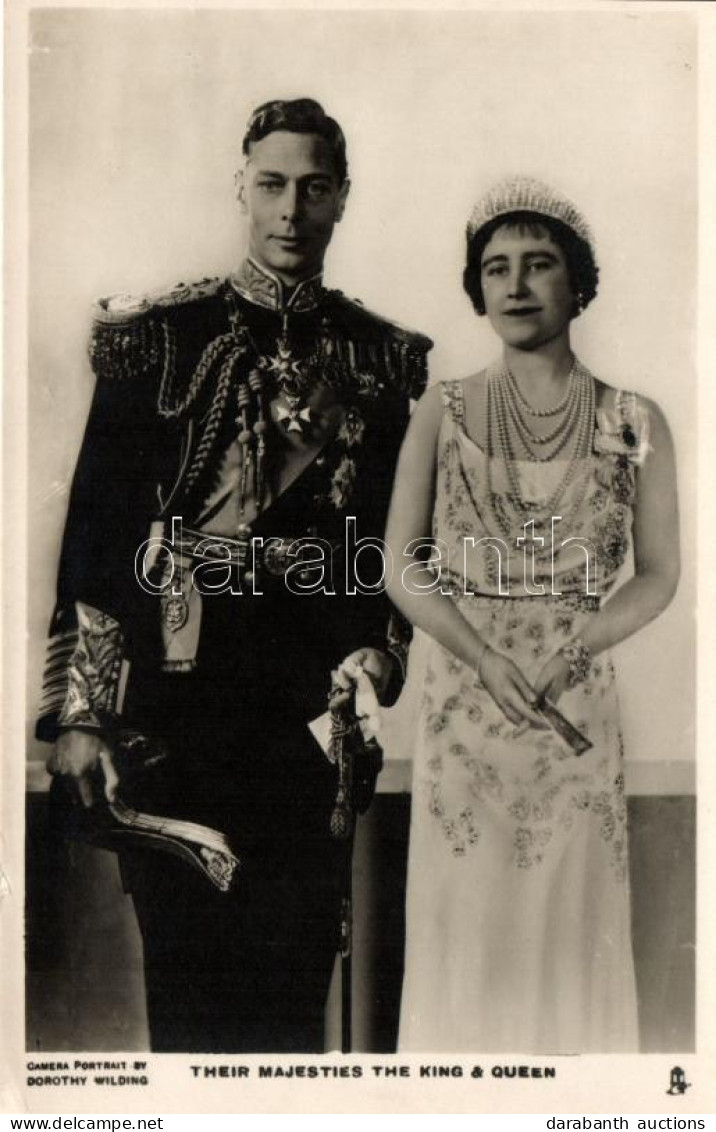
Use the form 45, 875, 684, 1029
467, 175, 595, 255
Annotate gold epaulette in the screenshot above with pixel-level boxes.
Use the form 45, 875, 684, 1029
325, 291, 433, 399
88, 276, 225, 384
92, 276, 224, 326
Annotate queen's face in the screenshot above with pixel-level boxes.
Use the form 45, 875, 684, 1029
480, 224, 575, 350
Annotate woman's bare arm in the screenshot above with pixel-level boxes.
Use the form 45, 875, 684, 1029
535, 396, 680, 701
385, 384, 544, 727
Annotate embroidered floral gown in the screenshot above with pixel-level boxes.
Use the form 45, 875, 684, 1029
398, 368, 647, 1053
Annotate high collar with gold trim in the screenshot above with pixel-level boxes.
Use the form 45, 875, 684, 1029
229, 257, 324, 314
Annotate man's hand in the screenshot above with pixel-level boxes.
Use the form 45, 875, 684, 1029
333, 647, 396, 704
46, 730, 119, 808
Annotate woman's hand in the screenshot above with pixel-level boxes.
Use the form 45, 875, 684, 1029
478, 648, 547, 729
532, 653, 572, 706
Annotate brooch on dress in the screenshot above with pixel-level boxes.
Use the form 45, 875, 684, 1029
594, 400, 651, 467
593, 395, 651, 505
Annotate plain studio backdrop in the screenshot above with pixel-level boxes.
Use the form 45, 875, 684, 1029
27, 7, 696, 780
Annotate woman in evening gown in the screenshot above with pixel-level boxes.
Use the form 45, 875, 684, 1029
385, 177, 680, 1053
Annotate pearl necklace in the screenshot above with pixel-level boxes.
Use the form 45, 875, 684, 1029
505, 366, 575, 418
495, 370, 581, 461
500, 362, 580, 456
484, 359, 595, 537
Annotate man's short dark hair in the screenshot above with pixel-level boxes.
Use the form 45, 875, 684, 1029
463, 211, 599, 317
242, 98, 348, 186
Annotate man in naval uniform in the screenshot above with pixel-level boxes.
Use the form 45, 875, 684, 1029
38, 98, 431, 1052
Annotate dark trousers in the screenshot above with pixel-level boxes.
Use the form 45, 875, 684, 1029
123, 838, 345, 1053
119, 584, 351, 1052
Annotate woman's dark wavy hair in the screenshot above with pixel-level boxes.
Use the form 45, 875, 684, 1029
242, 98, 348, 186
463, 211, 599, 317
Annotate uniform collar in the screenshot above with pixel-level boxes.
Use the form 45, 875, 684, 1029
229, 257, 324, 313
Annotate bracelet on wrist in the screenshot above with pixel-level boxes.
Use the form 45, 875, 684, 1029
559, 637, 592, 687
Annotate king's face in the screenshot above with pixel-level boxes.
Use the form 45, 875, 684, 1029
239, 131, 349, 286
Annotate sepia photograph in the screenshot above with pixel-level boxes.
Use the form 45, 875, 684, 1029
3, 0, 712, 1116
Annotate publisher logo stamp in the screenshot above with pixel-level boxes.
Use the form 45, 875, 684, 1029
666, 1067, 691, 1096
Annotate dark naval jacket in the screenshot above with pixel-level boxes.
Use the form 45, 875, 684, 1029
37, 258, 432, 850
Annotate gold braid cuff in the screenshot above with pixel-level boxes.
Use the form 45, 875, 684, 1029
56, 602, 125, 731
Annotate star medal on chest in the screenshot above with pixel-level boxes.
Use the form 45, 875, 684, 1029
260, 314, 315, 436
